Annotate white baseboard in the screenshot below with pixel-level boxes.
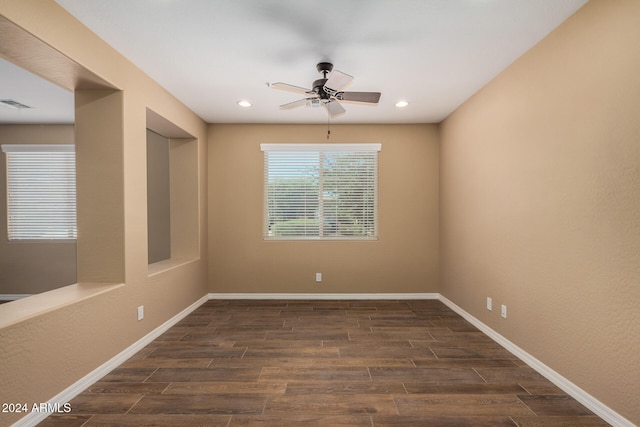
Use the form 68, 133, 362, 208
11, 294, 209, 427
438, 295, 634, 427
0, 294, 32, 301
208, 293, 439, 300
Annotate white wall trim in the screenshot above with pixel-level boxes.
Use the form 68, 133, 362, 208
11, 294, 209, 427
208, 293, 439, 300
437, 295, 635, 427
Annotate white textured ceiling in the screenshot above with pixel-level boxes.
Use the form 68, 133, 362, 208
2, 0, 588, 124
0, 58, 74, 124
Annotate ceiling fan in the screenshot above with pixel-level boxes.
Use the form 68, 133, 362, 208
271, 62, 381, 118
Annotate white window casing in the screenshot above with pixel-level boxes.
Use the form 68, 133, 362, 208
261, 143, 380, 240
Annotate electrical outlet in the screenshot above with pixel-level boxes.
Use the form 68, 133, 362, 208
315, 272, 322, 282
487, 297, 492, 311
137, 305, 144, 321
501, 304, 507, 319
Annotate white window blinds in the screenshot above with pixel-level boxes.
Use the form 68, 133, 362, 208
2, 144, 77, 240
261, 143, 380, 240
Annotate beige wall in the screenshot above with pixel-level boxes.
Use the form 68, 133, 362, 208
0, 125, 77, 295
0, 2, 208, 425
440, 0, 640, 423
208, 124, 439, 294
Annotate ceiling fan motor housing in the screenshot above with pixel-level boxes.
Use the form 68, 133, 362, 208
313, 78, 330, 99
314, 63, 334, 99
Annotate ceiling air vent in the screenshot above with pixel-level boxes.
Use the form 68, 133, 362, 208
0, 99, 32, 109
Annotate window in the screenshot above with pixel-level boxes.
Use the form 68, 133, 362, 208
261, 143, 380, 240
2, 144, 76, 240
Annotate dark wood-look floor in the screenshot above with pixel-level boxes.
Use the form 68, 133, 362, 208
39, 300, 608, 426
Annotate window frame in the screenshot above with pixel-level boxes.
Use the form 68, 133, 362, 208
2, 144, 77, 242
261, 143, 381, 241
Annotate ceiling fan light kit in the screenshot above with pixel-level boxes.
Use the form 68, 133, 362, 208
271, 62, 381, 118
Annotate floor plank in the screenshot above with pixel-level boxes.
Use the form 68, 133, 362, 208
229, 414, 372, 426
129, 394, 267, 415
263, 394, 398, 415
394, 394, 535, 416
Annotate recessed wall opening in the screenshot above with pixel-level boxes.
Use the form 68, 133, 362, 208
146, 108, 199, 274
147, 130, 171, 263
0, 14, 122, 318
0, 58, 77, 302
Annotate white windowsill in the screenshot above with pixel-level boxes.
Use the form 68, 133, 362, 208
148, 257, 199, 277
0, 282, 124, 329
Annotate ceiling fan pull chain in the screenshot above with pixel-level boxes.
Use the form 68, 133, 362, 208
327, 116, 331, 140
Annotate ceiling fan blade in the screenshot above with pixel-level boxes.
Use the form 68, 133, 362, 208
322, 99, 346, 118
271, 82, 313, 95
337, 91, 381, 104
323, 70, 353, 95
279, 98, 314, 110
